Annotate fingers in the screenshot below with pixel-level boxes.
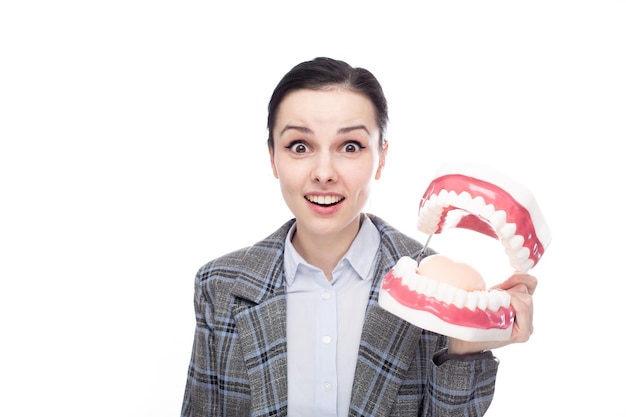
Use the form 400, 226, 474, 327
492, 272, 538, 295
482, 273, 537, 347
508, 288, 534, 343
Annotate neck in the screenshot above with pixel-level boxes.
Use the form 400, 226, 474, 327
292, 215, 362, 280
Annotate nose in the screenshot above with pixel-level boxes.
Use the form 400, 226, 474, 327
312, 152, 337, 183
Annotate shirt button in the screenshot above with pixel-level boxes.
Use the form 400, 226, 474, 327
323, 382, 332, 391
321, 291, 331, 300
322, 335, 331, 344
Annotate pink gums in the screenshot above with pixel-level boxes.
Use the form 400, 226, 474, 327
420, 174, 546, 265
381, 269, 515, 329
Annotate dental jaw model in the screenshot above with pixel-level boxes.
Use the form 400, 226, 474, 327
378, 162, 551, 342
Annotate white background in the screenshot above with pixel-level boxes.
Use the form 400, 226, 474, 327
1, 1, 624, 416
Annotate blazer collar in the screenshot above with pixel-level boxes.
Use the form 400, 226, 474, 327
230, 219, 294, 304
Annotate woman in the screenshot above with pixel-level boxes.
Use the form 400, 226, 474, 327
181, 57, 536, 417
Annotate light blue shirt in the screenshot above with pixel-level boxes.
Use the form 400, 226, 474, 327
284, 215, 381, 417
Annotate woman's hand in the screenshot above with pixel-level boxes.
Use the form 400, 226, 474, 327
447, 272, 538, 355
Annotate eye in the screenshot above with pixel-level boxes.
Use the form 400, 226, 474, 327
286, 141, 310, 153
341, 141, 365, 153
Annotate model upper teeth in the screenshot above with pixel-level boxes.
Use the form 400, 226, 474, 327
418, 190, 537, 271
416, 162, 551, 273
417, 189, 535, 271
307, 195, 343, 205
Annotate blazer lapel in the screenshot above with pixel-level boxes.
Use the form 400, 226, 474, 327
233, 295, 289, 416
350, 216, 424, 416
230, 222, 292, 417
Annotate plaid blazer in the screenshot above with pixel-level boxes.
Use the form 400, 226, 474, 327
181, 214, 499, 417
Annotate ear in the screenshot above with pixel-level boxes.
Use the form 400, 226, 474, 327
269, 145, 279, 179
375, 141, 388, 180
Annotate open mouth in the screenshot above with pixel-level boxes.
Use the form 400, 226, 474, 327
379, 162, 551, 342
305, 195, 345, 207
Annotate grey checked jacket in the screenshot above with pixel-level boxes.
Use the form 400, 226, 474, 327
181, 214, 499, 417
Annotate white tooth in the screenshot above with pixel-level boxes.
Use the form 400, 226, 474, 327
509, 247, 533, 272
497, 290, 511, 308
491, 210, 507, 230
435, 283, 447, 300
516, 246, 531, 263
401, 270, 412, 287
505, 248, 523, 270
442, 285, 456, 305
469, 196, 486, 215
425, 277, 438, 297
417, 212, 440, 234
477, 291, 489, 310
435, 282, 456, 304
423, 198, 437, 210
453, 290, 467, 309
408, 275, 420, 291
444, 190, 459, 206
417, 276, 429, 293
520, 259, 534, 272
466, 292, 479, 311
418, 201, 441, 226
456, 191, 473, 210
505, 235, 525, 251
488, 292, 501, 311
480, 203, 496, 220
395, 256, 417, 276
500, 223, 517, 239
436, 190, 449, 205
324, 196, 330, 204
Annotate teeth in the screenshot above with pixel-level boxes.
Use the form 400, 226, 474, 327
499, 223, 516, 239
307, 195, 343, 205
521, 259, 534, 271
466, 292, 479, 311
424, 278, 438, 297
491, 210, 507, 230
417, 277, 429, 294
488, 292, 501, 311
468, 195, 486, 215
435, 282, 456, 305
480, 203, 496, 220
504, 235, 524, 251
477, 291, 489, 310
395, 264, 510, 312
436, 189, 450, 205
442, 285, 456, 305
444, 190, 459, 207
455, 191, 473, 210
419, 190, 537, 272
496, 290, 511, 308
452, 290, 467, 309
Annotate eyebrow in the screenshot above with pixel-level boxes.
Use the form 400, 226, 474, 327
279, 124, 370, 136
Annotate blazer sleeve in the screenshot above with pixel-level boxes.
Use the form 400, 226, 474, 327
180, 269, 219, 417
425, 343, 499, 416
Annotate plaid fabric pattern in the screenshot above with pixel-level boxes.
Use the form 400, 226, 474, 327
181, 214, 499, 417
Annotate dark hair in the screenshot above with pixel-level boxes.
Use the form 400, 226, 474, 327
267, 57, 388, 150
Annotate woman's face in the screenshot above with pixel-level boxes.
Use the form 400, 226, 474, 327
270, 88, 387, 240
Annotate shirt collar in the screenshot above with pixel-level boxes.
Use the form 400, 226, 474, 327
283, 214, 381, 286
